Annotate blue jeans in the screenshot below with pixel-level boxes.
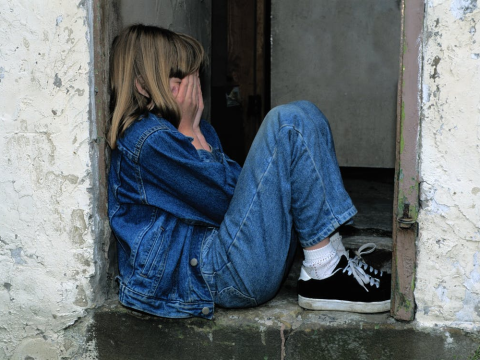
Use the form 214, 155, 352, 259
201, 101, 357, 308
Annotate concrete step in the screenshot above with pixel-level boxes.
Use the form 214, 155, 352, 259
83, 236, 478, 359
84, 244, 479, 360
343, 235, 392, 251
85, 298, 480, 360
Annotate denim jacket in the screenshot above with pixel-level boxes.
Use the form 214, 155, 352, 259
108, 113, 242, 319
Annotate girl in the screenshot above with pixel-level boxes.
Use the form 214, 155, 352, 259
107, 24, 390, 319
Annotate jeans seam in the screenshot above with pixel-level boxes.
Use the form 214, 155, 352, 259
287, 123, 356, 248
226, 144, 280, 257
294, 126, 337, 221
288, 124, 342, 247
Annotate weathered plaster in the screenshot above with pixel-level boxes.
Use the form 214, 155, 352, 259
0, 0, 99, 357
1, 0, 479, 356
416, 0, 480, 329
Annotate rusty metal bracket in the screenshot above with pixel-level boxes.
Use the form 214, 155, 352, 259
397, 203, 416, 229
397, 217, 416, 229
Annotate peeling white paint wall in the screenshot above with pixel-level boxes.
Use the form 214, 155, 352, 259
1, 0, 480, 357
416, 0, 480, 329
0, 0, 99, 358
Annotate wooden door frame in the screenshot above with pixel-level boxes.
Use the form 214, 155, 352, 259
92, 0, 120, 294
391, 0, 424, 321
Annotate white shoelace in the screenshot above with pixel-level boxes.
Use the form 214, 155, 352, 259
332, 255, 381, 292
352, 243, 384, 277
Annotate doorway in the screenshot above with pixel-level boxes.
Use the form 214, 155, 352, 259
102, 0, 421, 320
210, 0, 412, 317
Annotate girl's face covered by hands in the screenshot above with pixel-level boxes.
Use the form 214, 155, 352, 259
169, 77, 182, 97
169, 73, 200, 98
170, 73, 203, 129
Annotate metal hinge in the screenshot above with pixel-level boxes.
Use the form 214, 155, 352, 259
397, 203, 416, 229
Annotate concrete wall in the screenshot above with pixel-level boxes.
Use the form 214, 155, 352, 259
271, 0, 401, 168
0, 0, 103, 358
415, 0, 480, 329
0, 0, 479, 357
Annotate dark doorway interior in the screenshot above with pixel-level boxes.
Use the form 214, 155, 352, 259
341, 167, 394, 237
340, 167, 394, 273
211, 0, 270, 166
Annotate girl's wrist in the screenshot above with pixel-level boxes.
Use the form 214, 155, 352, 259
178, 123, 210, 151
195, 129, 210, 152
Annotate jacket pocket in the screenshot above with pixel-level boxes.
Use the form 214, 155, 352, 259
139, 226, 167, 280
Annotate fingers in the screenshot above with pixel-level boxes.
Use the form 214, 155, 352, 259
197, 81, 204, 111
190, 75, 198, 105
175, 74, 200, 128
193, 78, 204, 128
176, 75, 189, 101
177, 74, 197, 103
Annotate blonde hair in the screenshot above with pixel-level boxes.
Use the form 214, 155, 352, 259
108, 24, 205, 149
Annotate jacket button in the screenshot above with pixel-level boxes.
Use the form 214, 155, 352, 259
190, 258, 198, 267
202, 307, 210, 315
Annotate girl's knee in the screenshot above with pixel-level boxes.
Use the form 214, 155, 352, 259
292, 101, 329, 125
265, 101, 330, 132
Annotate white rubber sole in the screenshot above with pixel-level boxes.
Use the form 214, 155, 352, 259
298, 295, 391, 313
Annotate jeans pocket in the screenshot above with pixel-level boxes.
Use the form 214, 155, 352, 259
215, 286, 257, 308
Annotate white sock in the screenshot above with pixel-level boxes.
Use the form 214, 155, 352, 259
330, 232, 348, 257
302, 241, 340, 280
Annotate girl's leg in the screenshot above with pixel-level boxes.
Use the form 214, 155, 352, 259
201, 100, 353, 305
202, 101, 389, 312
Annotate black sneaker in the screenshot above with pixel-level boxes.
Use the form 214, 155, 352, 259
298, 255, 391, 313
331, 234, 386, 278
347, 248, 386, 278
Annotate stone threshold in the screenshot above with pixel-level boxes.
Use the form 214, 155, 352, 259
81, 239, 479, 359
84, 297, 480, 360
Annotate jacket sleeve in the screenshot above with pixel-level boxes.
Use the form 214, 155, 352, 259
137, 127, 242, 227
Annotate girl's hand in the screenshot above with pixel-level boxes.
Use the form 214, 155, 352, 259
174, 73, 209, 151
192, 79, 209, 150
175, 74, 199, 130
193, 77, 204, 131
